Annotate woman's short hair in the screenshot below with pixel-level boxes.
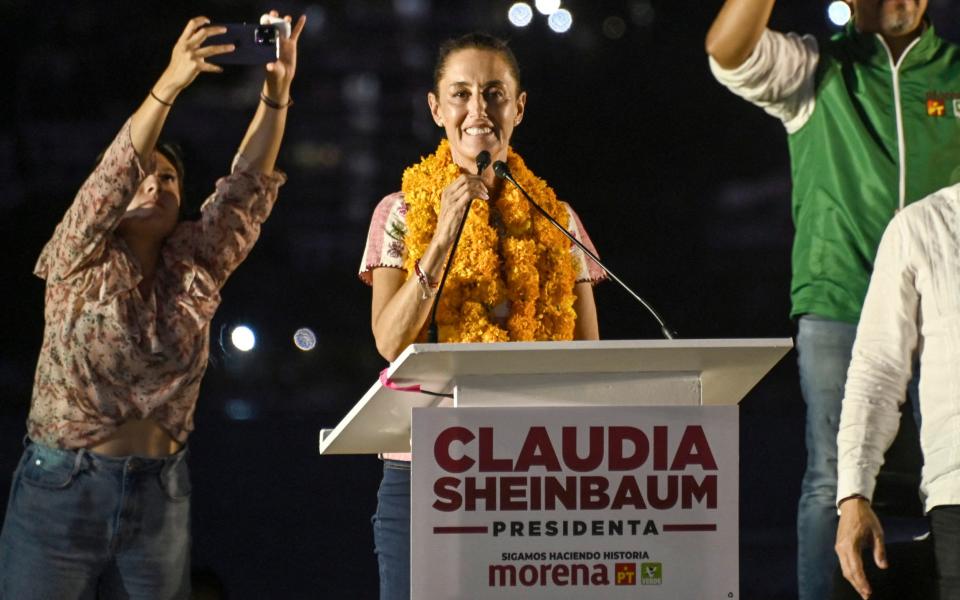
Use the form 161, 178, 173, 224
433, 32, 522, 94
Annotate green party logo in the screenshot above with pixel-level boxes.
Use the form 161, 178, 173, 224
640, 562, 662, 585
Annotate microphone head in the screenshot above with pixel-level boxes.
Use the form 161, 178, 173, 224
493, 160, 510, 179
475, 151, 491, 175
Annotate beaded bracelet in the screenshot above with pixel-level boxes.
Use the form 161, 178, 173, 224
414, 259, 437, 300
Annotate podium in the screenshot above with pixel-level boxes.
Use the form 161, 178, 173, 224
319, 339, 791, 598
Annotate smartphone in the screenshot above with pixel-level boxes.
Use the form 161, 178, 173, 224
202, 23, 279, 65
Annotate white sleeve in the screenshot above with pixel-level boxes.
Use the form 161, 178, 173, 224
835, 215, 919, 505
358, 192, 408, 286
709, 29, 820, 134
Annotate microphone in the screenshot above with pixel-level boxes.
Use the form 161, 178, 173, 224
476, 150, 491, 175
492, 160, 676, 339
426, 151, 493, 343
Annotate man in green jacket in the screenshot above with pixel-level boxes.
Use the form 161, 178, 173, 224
707, 1, 960, 597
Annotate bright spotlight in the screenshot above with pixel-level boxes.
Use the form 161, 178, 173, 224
535, 0, 561, 16
230, 325, 256, 352
827, 1, 851, 26
508, 2, 534, 27
293, 327, 317, 351
548, 8, 573, 33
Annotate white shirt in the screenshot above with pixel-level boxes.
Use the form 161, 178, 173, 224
837, 184, 960, 512
708, 28, 819, 133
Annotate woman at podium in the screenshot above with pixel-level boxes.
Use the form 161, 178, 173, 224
359, 32, 605, 600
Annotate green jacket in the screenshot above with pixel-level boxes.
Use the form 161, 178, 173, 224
789, 24, 960, 322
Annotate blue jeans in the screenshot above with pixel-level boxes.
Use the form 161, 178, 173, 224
796, 315, 919, 600
0, 442, 191, 599
372, 459, 410, 600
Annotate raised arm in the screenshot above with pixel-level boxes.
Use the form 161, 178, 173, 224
234, 13, 306, 174
179, 12, 305, 289
131, 17, 232, 162
34, 17, 232, 282
705, 0, 777, 69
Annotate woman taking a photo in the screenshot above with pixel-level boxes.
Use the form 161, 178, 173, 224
359, 32, 605, 600
0, 11, 305, 598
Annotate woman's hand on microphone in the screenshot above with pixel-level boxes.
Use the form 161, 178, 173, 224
434, 174, 488, 249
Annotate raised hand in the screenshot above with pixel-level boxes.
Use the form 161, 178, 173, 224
154, 17, 234, 102
262, 11, 307, 103
132, 17, 232, 160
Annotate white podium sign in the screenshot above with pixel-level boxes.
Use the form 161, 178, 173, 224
411, 405, 739, 599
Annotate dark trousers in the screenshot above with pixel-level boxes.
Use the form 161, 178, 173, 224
932, 506, 960, 600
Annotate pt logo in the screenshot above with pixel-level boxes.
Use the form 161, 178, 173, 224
614, 563, 636, 586
640, 562, 663, 585
928, 98, 946, 116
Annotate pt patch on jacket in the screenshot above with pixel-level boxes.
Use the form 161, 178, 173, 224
925, 92, 960, 117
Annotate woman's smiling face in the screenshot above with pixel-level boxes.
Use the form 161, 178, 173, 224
428, 48, 526, 171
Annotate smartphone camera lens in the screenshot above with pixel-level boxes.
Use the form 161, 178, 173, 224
254, 25, 277, 45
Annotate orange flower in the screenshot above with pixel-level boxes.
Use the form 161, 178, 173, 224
402, 139, 577, 342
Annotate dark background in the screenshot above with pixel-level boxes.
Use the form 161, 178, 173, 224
3, 1, 955, 598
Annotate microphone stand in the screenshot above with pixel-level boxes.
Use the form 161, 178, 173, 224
426, 151, 492, 342
493, 160, 676, 340
426, 206, 471, 343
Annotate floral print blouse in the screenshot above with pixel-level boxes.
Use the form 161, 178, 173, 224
29, 119, 285, 449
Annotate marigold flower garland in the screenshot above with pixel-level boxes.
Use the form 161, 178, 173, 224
401, 139, 578, 342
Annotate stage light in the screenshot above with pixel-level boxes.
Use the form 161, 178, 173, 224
547, 8, 573, 33
230, 325, 256, 352
508, 2, 534, 27
535, 0, 561, 16
293, 327, 317, 351
827, 1, 851, 26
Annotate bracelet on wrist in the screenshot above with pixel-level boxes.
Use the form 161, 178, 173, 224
150, 90, 174, 107
414, 259, 438, 300
260, 92, 293, 110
